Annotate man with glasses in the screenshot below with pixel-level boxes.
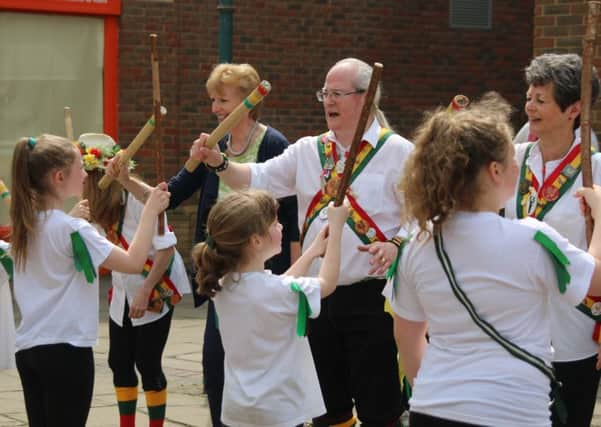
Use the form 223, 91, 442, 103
191, 58, 413, 427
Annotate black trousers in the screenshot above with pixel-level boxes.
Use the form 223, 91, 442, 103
16, 343, 94, 427
551, 354, 601, 427
203, 299, 225, 426
410, 412, 487, 427
108, 302, 173, 391
309, 279, 401, 427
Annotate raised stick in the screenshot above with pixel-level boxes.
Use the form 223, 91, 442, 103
184, 80, 271, 172
334, 63, 383, 206
581, 1, 601, 244
64, 106, 74, 141
150, 33, 165, 235
447, 95, 470, 111
97, 106, 167, 190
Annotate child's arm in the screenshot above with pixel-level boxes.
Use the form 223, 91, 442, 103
317, 203, 349, 298
129, 246, 175, 318
101, 184, 170, 274
284, 225, 328, 277
105, 154, 153, 203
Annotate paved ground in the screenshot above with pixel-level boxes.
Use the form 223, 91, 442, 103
3, 277, 601, 426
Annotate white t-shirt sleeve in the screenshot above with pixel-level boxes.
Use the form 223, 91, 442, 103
126, 193, 177, 251
530, 219, 594, 305
387, 247, 426, 322
281, 275, 322, 319
71, 219, 114, 270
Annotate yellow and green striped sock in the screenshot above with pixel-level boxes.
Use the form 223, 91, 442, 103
145, 389, 167, 427
115, 386, 138, 427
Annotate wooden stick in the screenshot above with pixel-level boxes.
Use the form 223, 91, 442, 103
581, 1, 601, 245
97, 106, 167, 190
150, 33, 165, 235
184, 80, 271, 172
334, 63, 383, 206
447, 95, 470, 111
64, 106, 74, 141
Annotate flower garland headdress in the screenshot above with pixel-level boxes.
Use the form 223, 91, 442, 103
76, 133, 135, 172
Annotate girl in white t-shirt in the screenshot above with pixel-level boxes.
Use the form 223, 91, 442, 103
387, 94, 601, 427
77, 133, 189, 427
192, 190, 348, 427
10, 134, 170, 427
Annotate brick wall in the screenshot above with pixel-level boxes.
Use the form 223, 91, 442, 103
118, 0, 534, 264
533, 0, 601, 126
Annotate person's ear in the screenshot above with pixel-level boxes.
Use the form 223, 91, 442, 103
488, 161, 504, 185
567, 100, 581, 121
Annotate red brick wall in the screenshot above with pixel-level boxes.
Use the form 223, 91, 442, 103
117, 0, 534, 261
533, 0, 601, 126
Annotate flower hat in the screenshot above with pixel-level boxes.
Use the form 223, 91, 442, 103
76, 133, 135, 172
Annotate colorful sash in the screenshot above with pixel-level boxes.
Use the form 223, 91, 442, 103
301, 128, 393, 245
110, 222, 181, 313
516, 142, 585, 220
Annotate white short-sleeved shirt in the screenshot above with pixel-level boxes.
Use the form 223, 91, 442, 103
109, 193, 190, 327
249, 120, 413, 285
386, 212, 593, 427
0, 240, 15, 369
14, 210, 113, 351
214, 271, 325, 427
504, 139, 601, 361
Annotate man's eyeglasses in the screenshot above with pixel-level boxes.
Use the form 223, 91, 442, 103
315, 89, 365, 102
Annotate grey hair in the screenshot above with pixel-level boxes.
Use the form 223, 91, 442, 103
333, 58, 392, 129
525, 53, 599, 128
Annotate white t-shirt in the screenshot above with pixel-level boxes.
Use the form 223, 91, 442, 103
386, 212, 593, 427
109, 193, 189, 327
0, 240, 15, 369
14, 210, 113, 351
504, 139, 601, 361
214, 271, 325, 427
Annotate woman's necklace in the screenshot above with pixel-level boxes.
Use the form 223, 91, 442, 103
227, 120, 259, 157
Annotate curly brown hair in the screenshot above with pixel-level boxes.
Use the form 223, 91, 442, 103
192, 190, 278, 297
402, 92, 514, 238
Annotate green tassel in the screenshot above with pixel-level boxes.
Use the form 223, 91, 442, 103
386, 238, 407, 301
291, 282, 312, 337
0, 247, 13, 282
71, 231, 96, 284
533, 230, 570, 294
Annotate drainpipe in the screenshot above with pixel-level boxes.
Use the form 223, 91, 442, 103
217, 0, 234, 63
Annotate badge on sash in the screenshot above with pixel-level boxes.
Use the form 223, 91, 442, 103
319, 208, 328, 220
519, 180, 530, 195
541, 186, 559, 202
563, 164, 577, 179
335, 159, 345, 174
592, 302, 601, 317
525, 186, 538, 216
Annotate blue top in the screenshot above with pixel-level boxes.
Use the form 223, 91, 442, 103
167, 126, 299, 306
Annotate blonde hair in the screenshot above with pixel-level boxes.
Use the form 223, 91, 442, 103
192, 190, 278, 297
402, 92, 514, 237
206, 63, 262, 120
82, 169, 123, 230
10, 134, 79, 269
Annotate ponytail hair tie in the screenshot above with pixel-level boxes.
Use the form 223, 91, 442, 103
27, 137, 37, 149
205, 234, 216, 250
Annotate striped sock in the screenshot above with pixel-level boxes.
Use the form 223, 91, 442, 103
115, 386, 138, 427
332, 415, 357, 427
145, 388, 167, 427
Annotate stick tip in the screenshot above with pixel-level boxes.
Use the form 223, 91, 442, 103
373, 62, 384, 69
258, 80, 272, 96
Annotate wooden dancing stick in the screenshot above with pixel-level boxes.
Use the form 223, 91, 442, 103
184, 80, 272, 172
581, 1, 601, 244
64, 106, 74, 141
334, 62, 383, 206
97, 106, 167, 190
150, 33, 165, 235
447, 95, 470, 111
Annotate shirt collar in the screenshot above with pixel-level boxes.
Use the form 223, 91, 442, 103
326, 119, 381, 148
527, 135, 581, 167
